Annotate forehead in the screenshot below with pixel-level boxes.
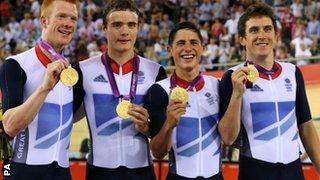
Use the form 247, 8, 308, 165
173, 29, 201, 42
107, 10, 138, 23
50, 1, 78, 16
245, 16, 274, 29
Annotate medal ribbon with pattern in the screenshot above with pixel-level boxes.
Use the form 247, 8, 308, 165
38, 39, 79, 86
170, 71, 203, 91
101, 53, 140, 119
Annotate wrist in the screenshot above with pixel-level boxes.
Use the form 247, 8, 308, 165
39, 84, 51, 94
231, 91, 243, 100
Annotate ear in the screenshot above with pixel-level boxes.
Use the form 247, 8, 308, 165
167, 45, 172, 56
239, 36, 246, 46
40, 16, 47, 28
275, 31, 280, 45
202, 43, 207, 51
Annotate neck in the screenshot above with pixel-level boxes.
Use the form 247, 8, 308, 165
108, 49, 134, 65
42, 37, 64, 53
249, 53, 274, 70
175, 66, 200, 82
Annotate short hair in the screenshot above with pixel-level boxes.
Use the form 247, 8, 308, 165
237, 3, 277, 38
168, 21, 203, 45
102, 0, 141, 27
40, 0, 77, 17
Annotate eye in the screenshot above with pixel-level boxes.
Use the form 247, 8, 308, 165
191, 41, 199, 45
249, 28, 258, 33
265, 26, 273, 32
128, 22, 137, 29
57, 14, 67, 19
111, 22, 122, 28
176, 41, 185, 46
71, 16, 78, 22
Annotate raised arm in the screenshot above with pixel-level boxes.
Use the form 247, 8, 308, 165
218, 68, 248, 145
1, 60, 68, 137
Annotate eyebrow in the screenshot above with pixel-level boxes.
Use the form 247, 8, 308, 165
110, 20, 138, 24
248, 25, 273, 30
176, 39, 200, 43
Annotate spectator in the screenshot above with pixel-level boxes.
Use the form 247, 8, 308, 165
291, 29, 313, 65
0, 0, 12, 26
79, 138, 90, 159
199, 0, 213, 24
211, 18, 224, 40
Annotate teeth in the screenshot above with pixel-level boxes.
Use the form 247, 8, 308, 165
181, 55, 195, 59
58, 30, 70, 35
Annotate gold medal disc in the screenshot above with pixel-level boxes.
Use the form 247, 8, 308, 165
60, 67, 79, 87
247, 65, 259, 83
116, 100, 131, 119
170, 86, 189, 104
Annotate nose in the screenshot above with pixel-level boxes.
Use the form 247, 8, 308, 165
120, 25, 130, 36
257, 30, 267, 39
184, 42, 193, 52
64, 18, 76, 29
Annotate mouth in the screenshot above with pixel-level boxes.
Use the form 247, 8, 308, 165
255, 42, 269, 47
118, 39, 131, 43
58, 29, 72, 36
180, 54, 196, 60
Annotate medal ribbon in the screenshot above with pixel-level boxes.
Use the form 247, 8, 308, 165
38, 39, 68, 63
102, 53, 140, 100
170, 71, 203, 91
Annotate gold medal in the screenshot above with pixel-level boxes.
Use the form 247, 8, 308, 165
116, 100, 131, 119
170, 86, 189, 104
247, 65, 259, 83
60, 66, 79, 87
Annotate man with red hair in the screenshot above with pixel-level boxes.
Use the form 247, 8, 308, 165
0, 0, 80, 179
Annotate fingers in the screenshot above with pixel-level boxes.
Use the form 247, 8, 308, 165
128, 104, 149, 134
231, 67, 250, 95
128, 104, 149, 125
168, 101, 186, 114
165, 100, 187, 128
42, 60, 69, 91
232, 67, 249, 83
47, 60, 68, 75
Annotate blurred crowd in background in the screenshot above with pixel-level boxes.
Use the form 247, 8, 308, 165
0, 0, 320, 70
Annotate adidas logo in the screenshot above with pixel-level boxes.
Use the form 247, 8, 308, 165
93, 75, 108, 83
251, 84, 263, 92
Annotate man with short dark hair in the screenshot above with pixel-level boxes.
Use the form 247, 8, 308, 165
145, 21, 232, 179
76, 0, 166, 179
219, 3, 320, 180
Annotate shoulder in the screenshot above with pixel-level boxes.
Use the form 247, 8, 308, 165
7, 47, 36, 66
139, 56, 161, 68
203, 74, 219, 83
79, 53, 103, 68
229, 62, 245, 72
277, 61, 296, 73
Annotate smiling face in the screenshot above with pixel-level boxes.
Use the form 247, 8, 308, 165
168, 29, 204, 74
104, 10, 139, 55
41, 1, 78, 52
239, 16, 278, 62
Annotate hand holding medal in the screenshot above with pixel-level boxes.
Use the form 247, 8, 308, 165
39, 39, 78, 87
